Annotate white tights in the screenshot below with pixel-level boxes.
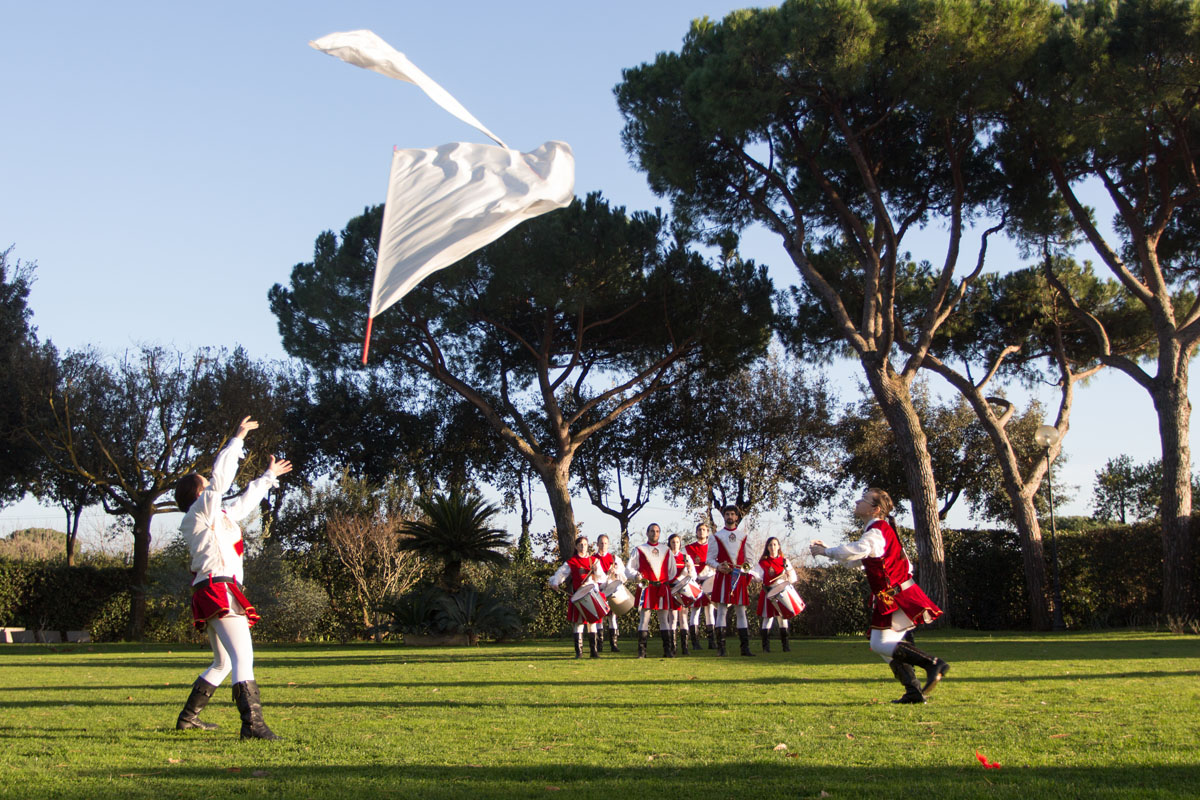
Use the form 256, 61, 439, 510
637, 609, 673, 632
198, 614, 255, 685
713, 603, 749, 629
603, 613, 619, 630
572, 622, 599, 634
869, 610, 915, 662
761, 617, 789, 631
688, 605, 715, 627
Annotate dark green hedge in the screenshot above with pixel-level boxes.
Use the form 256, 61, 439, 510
0, 561, 129, 632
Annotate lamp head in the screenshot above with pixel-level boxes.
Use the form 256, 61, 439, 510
1034, 424, 1060, 448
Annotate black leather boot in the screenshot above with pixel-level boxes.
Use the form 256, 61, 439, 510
706, 624, 716, 649
679, 628, 690, 656
588, 631, 600, 658
780, 627, 791, 652
891, 640, 950, 696
660, 630, 674, 657
232, 680, 280, 740
176, 677, 219, 731
889, 660, 926, 704
689, 625, 700, 650
573, 633, 583, 659
738, 628, 755, 656
607, 627, 620, 652
760, 629, 771, 653
715, 626, 726, 656
637, 630, 649, 658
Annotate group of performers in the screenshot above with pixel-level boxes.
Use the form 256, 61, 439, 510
550, 505, 807, 660
552, 492, 951, 704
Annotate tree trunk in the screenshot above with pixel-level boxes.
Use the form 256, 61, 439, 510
1154, 365, 1195, 617
128, 501, 154, 641
862, 360, 949, 618
64, 505, 83, 568
538, 459, 578, 560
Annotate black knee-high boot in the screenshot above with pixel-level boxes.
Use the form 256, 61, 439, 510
607, 627, 620, 652
891, 640, 950, 696
679, 627, 690, 656
715, 626, 727, 656
706, 624, 716, 649
588, 631, 600, 658
637, 630, 649, 658
232, 680, 280, 740
889, 660, 926, 704
660, 630, 675, 657
176, 677, 219, 731
738, 628, 755, 656
760, 628, 772, 652
780, 627, 791, 652
573, 632, 583, 658
689, 624, 700, 650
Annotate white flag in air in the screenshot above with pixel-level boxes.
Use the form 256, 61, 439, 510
309, 30, 576, 361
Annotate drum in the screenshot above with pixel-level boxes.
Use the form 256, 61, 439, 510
671, 575, 704, 607
699, 573, 715, 596
570, 585, 611, 623
766, 582, 806, 619
601, 581, 635, 615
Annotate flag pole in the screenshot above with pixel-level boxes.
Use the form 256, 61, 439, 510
361, 315, 374, 365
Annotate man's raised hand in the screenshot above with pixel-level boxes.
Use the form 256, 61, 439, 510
235, 416, 260, 439
267, 455, 293, 478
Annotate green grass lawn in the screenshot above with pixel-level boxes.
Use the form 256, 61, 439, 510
2, 630, 1198, 799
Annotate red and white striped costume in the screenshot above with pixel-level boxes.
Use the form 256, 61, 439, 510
706, 527, 751, 605
684, 540, 714, 608
668, 549, 697, 610
752, 556, 799, 618
626, 542, 676, 611
549, 554, 605, 624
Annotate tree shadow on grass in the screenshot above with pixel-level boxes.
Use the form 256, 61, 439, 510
58, 762, 1200, 800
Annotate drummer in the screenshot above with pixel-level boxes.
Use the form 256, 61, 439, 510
624, 523, 680, 659
684, 522, 717, 650
593, 534, 626, 652
751, 537, 799, 653
666, 533, 697, 656
706, 505, 755, 657
548, 535, 607, 659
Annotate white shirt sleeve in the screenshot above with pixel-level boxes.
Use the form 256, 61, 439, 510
705, 545, 720, 571
749, 563, 765, 581
223, 471, 280, 522
785, 559, 798, 584
194, 437, 244, 525
548, 562, 571, 589
825, 528, 886, 563
624, 549, 641, 581
684, 554, 697, 579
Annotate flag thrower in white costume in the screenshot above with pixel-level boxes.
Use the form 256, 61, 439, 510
309, 30, 576, 363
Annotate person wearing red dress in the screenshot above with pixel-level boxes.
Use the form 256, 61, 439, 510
593, 534, 626, 652
549, 536, 607, 658
705, 505, 755, 656
810, 488, 950, 703
666, 533, 697, 656
684, 522, 717, 650
625, 523, 681, 658
751, 537, 799, 652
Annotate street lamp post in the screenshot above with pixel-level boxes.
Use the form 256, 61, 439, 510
1034, 424, 1067, 631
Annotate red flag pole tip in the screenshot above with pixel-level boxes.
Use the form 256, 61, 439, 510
362, 315, 374, 365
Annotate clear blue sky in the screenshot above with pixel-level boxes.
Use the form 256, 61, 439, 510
2, 1, 1194, 552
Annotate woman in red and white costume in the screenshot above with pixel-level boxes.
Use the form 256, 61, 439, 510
666, 533, 697, 656
592, 534, 626, 652
174, 416, 292, 739
624, 523, 680, 658
706, 504, 755, 656
810, 488, 950, 703
684, 522, 717, 650
751, 537, 799, 653
548, 535, 607, 658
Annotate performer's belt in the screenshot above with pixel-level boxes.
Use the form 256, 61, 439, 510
876, 578, 915, 608
196, 575, 239, 590
647, 579, 667, 586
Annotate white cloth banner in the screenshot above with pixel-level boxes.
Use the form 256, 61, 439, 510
309, 30, 576, 325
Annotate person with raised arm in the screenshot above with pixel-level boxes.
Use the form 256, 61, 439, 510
810, 488, 949, 703
173, 416, 292, 739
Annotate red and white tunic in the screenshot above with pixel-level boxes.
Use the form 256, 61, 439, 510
626, 543, 676, 611
752, 556, 799, 618
826, 519, 942, 630
667, 550, 697, 610
549, 554, 605, 623
684, 540, 714, 608
593, 551, 625, 588
180, 436, 278, 630
706, 527, 751, 605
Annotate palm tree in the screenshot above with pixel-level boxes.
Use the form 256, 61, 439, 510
398, 490, 509, 591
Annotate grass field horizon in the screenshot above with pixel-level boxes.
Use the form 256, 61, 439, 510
3, 630, 1197, 799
